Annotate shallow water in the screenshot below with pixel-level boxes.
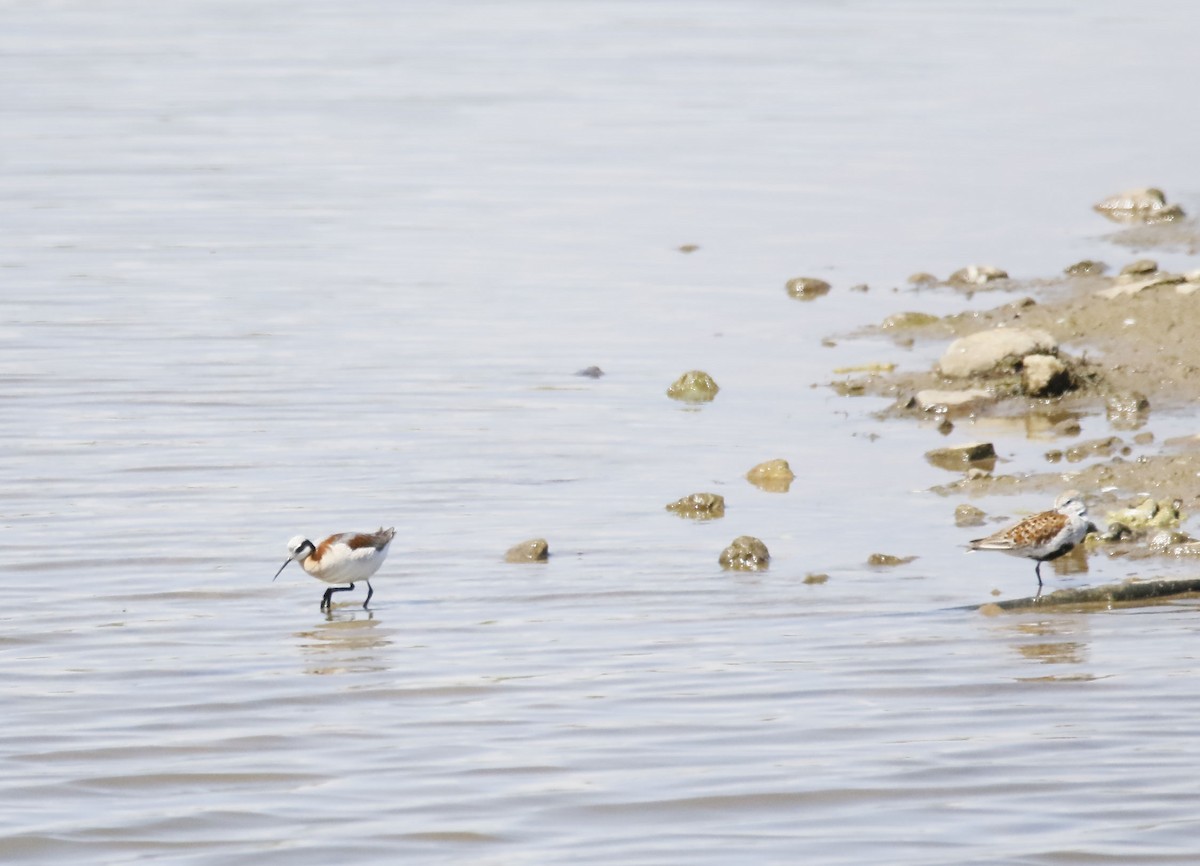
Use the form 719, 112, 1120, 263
4, 1, 1200, 863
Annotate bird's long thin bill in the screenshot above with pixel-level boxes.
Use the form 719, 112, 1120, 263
272, 559, 291, 581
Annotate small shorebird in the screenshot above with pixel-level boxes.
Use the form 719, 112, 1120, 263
273, 527, 395, 611
967, 491, 1092, 589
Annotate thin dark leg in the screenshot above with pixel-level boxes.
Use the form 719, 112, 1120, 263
320, 583, 356, 611
363, 581, 374, 610
1035, 561, 1043, 587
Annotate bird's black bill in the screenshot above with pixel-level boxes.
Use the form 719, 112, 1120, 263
273, 558, 292, 581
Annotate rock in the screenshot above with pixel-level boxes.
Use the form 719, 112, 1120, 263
848, 283, 870, 293
575, 366, 604, 378
938, 328, 1058, 378
803, 572, 829, 584
1064, 260, 1108, 276
1063, 436, 1123, 463
881, 311, 941, 329
667, 370, 719, 402
1106, 392, 1149, 429
678, 244, 699, 253
785, 277, 831, 300
1106, 497, 1181, 531
948, 265, 1008, 286
1093, 187, 1186, 224
1119, 258, 1159, 277
925, 442, 997, 471
505, 538, 549, 563
746, 458, 795, 493
908, 272, 939, 286
867, 553, 917, 567
914, 388, 993, 412
1053, 418, 1082, 436
1021, 354, 1072, 397
665, 492, 726, 519
719, 536, 770, 571
954, 504, 987, 527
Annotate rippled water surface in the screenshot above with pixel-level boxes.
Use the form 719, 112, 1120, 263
5, 2, 1200, 863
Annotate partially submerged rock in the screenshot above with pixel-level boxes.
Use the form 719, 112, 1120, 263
1064, 260, 1108, 277
746, 458, 795, 492
665, 492, 726, 519
1063, 436, 1124, 462
1106, 392, 1149, 429
938, 328, 1058, 378
948, 265, 1008, 286
505, 538, 549, 563
575, 365, 604, 378
719, 536, 770, 571
667, 370, 719, 402
925, 441, 997, 471
881, 311, 941, 330
867, 552, 917, 567
1093, 187, 1186, 225
979, 577, 1200, 612
954, 504, 987, 527
785, 277, 831, 301
914, 388, 993, 412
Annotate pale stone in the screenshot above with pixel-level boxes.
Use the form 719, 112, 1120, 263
938, 328, 1058, 378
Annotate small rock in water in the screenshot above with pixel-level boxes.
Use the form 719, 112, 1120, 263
505, 538, 549, 563
915, 388, 993, 412
1063, 436, 1122, 463
719, 536, 770, 571
925, 442, 996, 471
678, 244, 700, 253
938, 327, 1058, 378
1064, 259, 1108, 277
908, 272, 939, 286
667, 370, 720, 402
665, 492, 726, 519
954, 504, 987, 527
575, 366, 605, 378
1020, 354, 1073, 397
881, 311, 941, 330
948, 265, 1008, 286
1053, 418, 1082, 437
1119, 258, 1159, 277
1093, 187, 1186, 224
804, 572, 830, 584
867, 553, 917, 567
746, 458, 795, 492
785, 277, 832, 301
1106, 392, 1149, 429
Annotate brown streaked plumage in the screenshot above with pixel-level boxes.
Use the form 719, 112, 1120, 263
274, 527, 396, 611
967, 491, 1092, 589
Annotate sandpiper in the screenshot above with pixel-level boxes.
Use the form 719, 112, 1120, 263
274, 527, 396, 611
967, 491, 1092, 589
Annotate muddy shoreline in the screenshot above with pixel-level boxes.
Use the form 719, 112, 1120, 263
831, 194, 1200, 559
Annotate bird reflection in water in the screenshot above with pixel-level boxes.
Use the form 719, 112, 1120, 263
295, 612, 392, 676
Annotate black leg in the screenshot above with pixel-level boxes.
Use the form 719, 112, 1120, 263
1035, 561, 1043, 587
363, 581, 374, 610
321, 583, 355, 611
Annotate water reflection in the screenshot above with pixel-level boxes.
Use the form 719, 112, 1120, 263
295, 612, 392, 676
